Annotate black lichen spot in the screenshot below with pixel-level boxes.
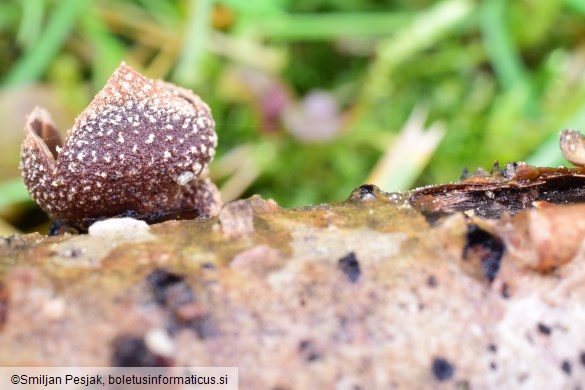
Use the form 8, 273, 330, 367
501, 283, 511, 299
561, 361, 571, 375
61, 247, 84, 258
463, 224, 505, 282
48, 220, 79, 236
111, 335, 169, 367
488, 344, 497, 353
432, 357, 455, 381
147, 269, 217, 339
298, 340, 321, 362
490, 362, 497, 370
537, 323, 552, 336
120, 210, 140, 219
426, 275, 438, 288
147, 269, 186, 306
0, 281, 8, 327
580, 352, 585, 367
338, 252, 361, 283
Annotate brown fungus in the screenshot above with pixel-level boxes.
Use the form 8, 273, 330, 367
20, 62, 220, 229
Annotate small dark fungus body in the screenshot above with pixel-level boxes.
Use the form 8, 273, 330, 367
352, 184, 378, 201
561, 361, 571, 375
463, 224, 505, 283
459, 167, 469, 181
432, 357, 455, 381
338, 252, 361, 283
348, 184, 387, 202
20, 62, 220, 230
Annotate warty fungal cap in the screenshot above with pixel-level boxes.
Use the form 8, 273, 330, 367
20, 62, 221, 229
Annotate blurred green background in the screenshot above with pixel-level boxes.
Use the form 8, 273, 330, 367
1, 0, 585, 235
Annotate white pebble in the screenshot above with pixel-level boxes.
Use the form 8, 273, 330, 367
88, 218, 153, 240
145, 328, 175, 357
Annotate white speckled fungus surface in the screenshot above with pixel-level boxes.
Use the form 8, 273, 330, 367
20, 62, 220, 229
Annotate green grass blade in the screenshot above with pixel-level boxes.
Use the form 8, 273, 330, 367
80, 13, 127, 89
135, 0, 180, 26
368, 107, 446, 192
240, 13, 411, 40
216, 0, 286, 15
527, 107, 585, 167
565, 0, 585, 15
364, 0, 474, 104
479, 0, 530, 91
3, 0, 90, 87
173, 0, 214, 87
0, 3, 19, 30
0, 179, 31, 209
16, 0, 45, 50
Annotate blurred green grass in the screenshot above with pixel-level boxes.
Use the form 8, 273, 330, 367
1, 0, 585, 233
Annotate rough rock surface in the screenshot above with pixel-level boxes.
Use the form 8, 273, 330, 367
1, 186, 585, 389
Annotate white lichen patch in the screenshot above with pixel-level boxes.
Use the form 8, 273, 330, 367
177, 171, 195, 186
267, 225, 406, 288
290, 225, 406, 264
